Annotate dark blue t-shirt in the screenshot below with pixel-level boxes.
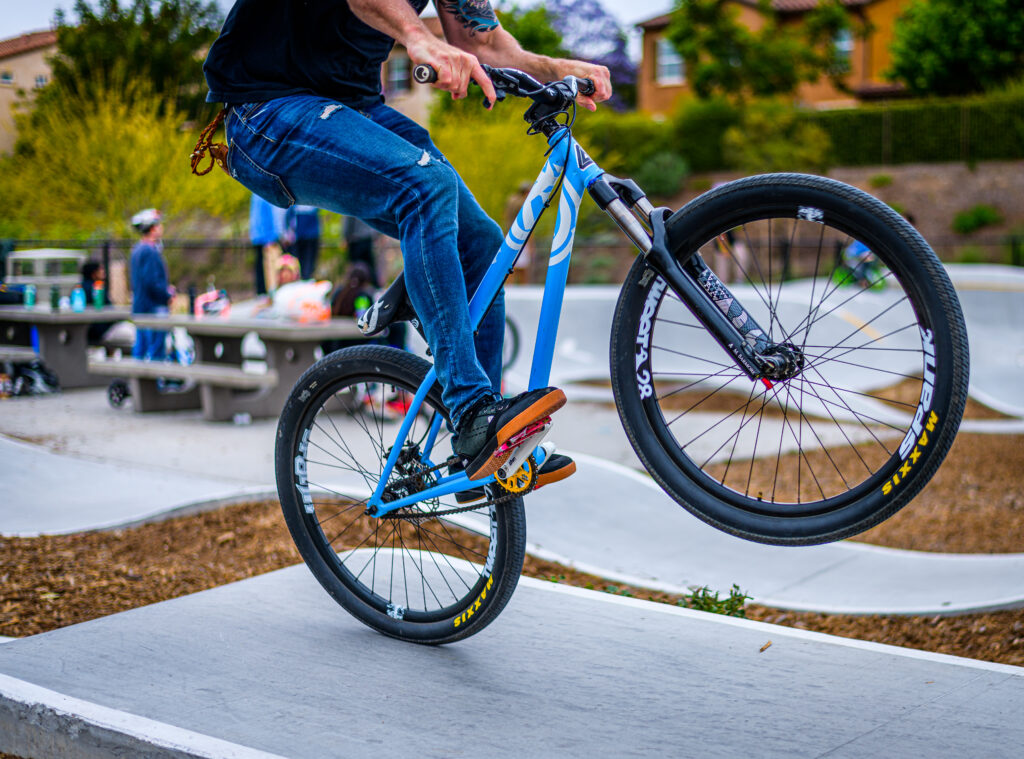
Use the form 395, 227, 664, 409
204, 0, 430, 107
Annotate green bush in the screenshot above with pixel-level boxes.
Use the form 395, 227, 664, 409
672, 97, 741, 172
632, 151, 690, 198
723, 100, 831, 173
430, 105, 554, 229
869, 173, 893, 188
955, 245, 987, 264
573, 109, 674, 177
952, 204, 1004, 234
807, 93, 1024, 166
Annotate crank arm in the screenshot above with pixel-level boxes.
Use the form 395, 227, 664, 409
497, 420, 552, 480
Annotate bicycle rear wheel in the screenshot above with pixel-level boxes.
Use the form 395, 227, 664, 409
611, 174, 969, 545
275, 345, 526, 643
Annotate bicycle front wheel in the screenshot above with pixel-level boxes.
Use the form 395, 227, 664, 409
611, 174, 969, 545
275, 345, 527, 643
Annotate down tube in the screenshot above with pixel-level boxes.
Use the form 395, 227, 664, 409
528, 136, 600, 390
465, 142, 567, 329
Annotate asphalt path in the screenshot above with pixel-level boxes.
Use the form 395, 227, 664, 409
1, 267, 1023, 755
2, 565, 1022, 758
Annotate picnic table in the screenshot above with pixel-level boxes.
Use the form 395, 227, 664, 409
0, 305, 131, 388
88, 314, 365, 421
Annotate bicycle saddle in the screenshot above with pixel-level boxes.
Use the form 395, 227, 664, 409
357, 273, 425, 340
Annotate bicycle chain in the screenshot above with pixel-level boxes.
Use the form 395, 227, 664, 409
379, 456, 532, 521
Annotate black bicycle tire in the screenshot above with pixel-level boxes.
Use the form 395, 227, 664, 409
275, 345, 527, 643
610, 173, 969, 545
502, 315, 521, 371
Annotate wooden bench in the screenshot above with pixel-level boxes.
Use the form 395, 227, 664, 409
88, 357, 279, 421
0, 346, 39, 364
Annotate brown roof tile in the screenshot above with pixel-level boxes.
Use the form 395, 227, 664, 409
639, 0, 876, 26
739, 0, 876, 11
0, 30, 58, 61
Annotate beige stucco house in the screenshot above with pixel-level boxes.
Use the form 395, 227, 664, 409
637, 0, 910, 115
0, 30, 57, 154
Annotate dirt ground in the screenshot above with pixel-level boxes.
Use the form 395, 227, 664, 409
1, 424, 1023, 667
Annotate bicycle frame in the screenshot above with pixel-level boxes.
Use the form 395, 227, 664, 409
367, 128, 602, 517
365, 123, 777, 517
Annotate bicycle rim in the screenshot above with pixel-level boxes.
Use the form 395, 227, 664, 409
613, 175, 967, 542
277, 348, 525, 641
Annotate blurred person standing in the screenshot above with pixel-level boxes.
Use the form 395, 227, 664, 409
249, 194, 288, 295
129, 209, 174, 360
343, 215, 380, 288
288, 205, 322, 280
81, 260, 114, 345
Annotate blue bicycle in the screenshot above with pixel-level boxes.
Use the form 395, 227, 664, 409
275, 65, 969, 643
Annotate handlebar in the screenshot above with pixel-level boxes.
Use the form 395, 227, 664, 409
411, 63, 595, 104
412, 63, 437, 84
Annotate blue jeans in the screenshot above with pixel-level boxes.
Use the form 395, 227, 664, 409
225, 95, 504, 428
132, 306, 169, 361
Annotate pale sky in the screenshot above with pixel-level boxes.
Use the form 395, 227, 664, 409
1, 0, 675, 55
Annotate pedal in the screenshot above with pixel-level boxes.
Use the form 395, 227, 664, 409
537, 440, 556, 468
496, 421, 551, 480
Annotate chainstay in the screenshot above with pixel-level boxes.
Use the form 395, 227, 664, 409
379, 456, 531, 520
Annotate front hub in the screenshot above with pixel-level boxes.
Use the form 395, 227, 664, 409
758, 342, 806, 381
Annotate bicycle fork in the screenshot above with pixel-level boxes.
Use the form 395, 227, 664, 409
589, 178, 802, 386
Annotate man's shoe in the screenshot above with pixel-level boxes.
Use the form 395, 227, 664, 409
450, 460, 487, 505
453, 387, 566, 480
535, 452, 576, 490
453, 451, 576, 504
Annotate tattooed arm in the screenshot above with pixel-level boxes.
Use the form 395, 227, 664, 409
348, 0, 498, 104
433, 0, 612, 109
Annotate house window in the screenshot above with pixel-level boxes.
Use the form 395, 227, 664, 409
0, 71, 14, 86
656, 38, 685, 85
34, 74, 48, 89
833, 28, 854, 73
387, 52, 411, 94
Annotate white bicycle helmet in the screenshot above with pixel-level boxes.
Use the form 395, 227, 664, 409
131, 208, 162, 233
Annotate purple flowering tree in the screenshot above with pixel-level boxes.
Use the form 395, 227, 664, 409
545, 0, 637, 109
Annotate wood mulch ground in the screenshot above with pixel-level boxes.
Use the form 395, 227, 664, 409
1, 431, 1022, 669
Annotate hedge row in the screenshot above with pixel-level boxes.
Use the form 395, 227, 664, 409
574, 93, 1024, 177
805, 94, 1024, 167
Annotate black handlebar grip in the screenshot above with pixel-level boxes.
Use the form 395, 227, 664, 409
412, 64, 438, 84
578, 78, 596, 97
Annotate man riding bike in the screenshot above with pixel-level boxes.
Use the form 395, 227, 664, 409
201, 0, 611, 483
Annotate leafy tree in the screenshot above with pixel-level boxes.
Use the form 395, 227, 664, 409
0, 80, 246, 239
49, 0, 223, 117
888, 0, 1024, 96
431, 3, 567, 118
497, 3, 569, 59
544, 0, 637, 108
666, 0, 860, 100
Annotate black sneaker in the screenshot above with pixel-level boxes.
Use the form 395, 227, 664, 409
534, 452, 576, 490
450, 460, 487, 504
454, 451, 576, 504
453, 387, 566, 480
